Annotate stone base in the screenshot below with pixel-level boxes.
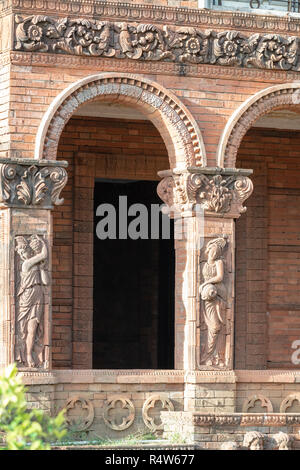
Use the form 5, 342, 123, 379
18, 369, 300, 445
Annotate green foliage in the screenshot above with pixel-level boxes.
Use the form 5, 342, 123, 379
0, 363, 66, 450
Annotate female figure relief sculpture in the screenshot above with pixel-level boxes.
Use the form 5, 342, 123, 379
199, 237, 227, 367
15, 235, 48, 368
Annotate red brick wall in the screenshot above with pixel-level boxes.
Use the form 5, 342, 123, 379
236, 127, 300, 369
52, 116, 169, 369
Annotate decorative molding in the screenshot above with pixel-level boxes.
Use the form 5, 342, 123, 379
13, 15, 300, 76
4, 1, 300, 38
142, 395, 174, 431
0, 160, 68, 208
161, 411, 300, 427
64, 396, 95, 431
103, 396, 135, 431
157, 168, 253, 216
15, 234, 49, 369
242, 394, 274, 413
35, 73, 205, 167
6, 51, 300, 83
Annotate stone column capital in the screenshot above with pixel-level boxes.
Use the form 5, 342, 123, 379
0, 158, 68, 209
157, 167, 253, 218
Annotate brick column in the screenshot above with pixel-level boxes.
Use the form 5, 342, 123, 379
0, 159, 68, 371
158, 167, 253, 411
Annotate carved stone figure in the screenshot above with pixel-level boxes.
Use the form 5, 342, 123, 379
15, 235, 48, 368
200, 237, 227, 367
272, 432, 293, 450
243, 431, 264, 450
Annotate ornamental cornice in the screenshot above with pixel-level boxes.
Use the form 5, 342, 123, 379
12, 14, 300, 74
3, 1, 300, 37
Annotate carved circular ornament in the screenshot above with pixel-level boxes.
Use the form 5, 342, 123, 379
142, 395, 174, 431
64, 396, 95, 431
103, 396, 135, 431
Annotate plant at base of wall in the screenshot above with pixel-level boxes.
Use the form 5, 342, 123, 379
0, 363, 66, 450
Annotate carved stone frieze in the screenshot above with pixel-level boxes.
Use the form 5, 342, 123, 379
103, 396, 135, 431
64, 396, 95, 431
13, 15, 300, 75
162, 411, 300, 430
157, 169, 253, 217
15, 234, 49, 369
0, 160, 68, 208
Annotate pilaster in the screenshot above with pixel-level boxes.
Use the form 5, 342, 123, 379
0, 158, 68, 371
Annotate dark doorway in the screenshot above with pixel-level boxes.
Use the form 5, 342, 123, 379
93, 179, 175, 369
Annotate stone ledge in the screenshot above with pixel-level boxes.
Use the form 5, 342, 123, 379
17, 369, 300, 385
161, 411, 300, 426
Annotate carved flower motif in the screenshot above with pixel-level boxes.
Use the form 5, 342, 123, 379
28, 25, 43, 42
139, 32, 155, 46
185, 37, 201, 55
223, 40, 238, 57
76, 26, 93, 45
264, 39, 286, 59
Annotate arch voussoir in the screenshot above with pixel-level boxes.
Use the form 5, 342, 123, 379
217, 83, 300, 168
35, 73, 206, 169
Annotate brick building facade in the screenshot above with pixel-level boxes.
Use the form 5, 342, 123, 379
1, 0, 300, 449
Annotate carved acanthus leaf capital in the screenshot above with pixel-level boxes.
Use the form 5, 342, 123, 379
157, 168, 253, 217
0, 160, 68, 208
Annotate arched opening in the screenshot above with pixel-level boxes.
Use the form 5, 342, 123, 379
234, 105, 300, 369
52, 101, 175, 369
37, 73, 206, 370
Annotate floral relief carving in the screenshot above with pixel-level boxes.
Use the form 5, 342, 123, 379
195, 175, 234, 213
0, 164, 17, 203
64, 396, 95, 431
142, 395, 174, 432
14, 15, 300, 73
103, 396, 135, 431
242, 394, 273, 413
16, 166, 48, 205
157, 172, 253, 215
0, 162, 68, 208
15, 235, 49, 369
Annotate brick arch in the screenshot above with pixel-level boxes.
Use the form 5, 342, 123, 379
35, 73, 206, 169
217, 82, 300, 168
